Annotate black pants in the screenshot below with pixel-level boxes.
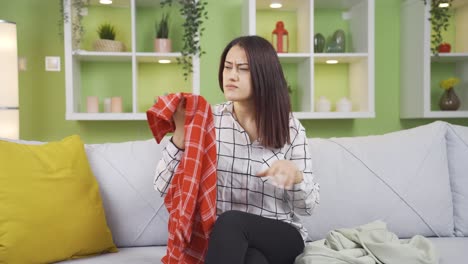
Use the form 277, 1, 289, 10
205, 211, 305, 264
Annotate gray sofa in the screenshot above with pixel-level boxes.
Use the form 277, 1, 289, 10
59, 121, 467, 263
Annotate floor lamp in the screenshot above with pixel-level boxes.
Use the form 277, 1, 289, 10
0, 20, 19, 140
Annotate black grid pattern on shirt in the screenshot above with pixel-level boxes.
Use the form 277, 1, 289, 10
213, 103, 317, 222
155, 102, 320, 240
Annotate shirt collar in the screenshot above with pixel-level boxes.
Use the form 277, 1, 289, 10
221, 101, 234, 114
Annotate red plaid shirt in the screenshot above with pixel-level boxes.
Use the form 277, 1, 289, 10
147, 93, 217, 264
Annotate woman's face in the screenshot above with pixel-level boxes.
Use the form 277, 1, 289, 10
222, 45, 253, 103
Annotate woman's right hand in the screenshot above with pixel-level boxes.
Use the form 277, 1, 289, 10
172, 98, 186, 149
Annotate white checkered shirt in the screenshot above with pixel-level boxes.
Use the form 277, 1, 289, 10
154, 101, 320, 240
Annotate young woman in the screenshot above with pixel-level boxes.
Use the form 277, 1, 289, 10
154, 35, 320, 264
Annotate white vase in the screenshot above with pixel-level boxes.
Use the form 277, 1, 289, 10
316, 96, 331, 112
103, 98, 112, 113
336, 97, 352, 112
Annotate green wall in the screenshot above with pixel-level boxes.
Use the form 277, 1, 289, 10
1, 0, 468, 143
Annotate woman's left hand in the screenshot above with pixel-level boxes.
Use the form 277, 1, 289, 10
256, 160, 303, 189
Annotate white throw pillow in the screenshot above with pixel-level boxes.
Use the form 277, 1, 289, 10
85, 138, 170, 247
445, 124, 468, 236
302, 121, 454, 241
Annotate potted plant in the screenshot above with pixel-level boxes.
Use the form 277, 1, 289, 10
421, 0, 454, 54
439, 77, 460, 110
160, 0, 208, 80
154, 13, 171, 53
93, 23, 125, 52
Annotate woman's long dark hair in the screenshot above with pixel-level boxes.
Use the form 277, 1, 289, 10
218, 35, 291, 149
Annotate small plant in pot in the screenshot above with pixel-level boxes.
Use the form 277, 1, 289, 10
421, 0, 454, 54
154, 13, 171, 53
93, 22, 125, 52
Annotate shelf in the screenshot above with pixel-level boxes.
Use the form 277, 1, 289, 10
66, 0, 372, 120
136, 52, 182, 63
422, 111, 468, 118
243, 0, 374, 119
255, 0, 304, 10
314, 53, 368, 63
400, 0, 468, 118
431, 53, 468, 63
314, 0, 365, 9
88, 0, 130, 8
73, 51, 132, 61
64, 0, 200, 121
66, 113, 146, 121
73, 51, 184, 62
294, 111, 375, 119
66, 111, 375, 121
278, 53, 311, 63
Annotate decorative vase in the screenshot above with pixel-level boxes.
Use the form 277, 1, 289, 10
314, 33, 325, 53
439, 88, 460, 111
111, 96, 123, 113
326, 29, 346, 53
316, 96, 331, 112
154, 38, 172, 53
271, 21, 289, 53
86, 96, 99, 113
336, 97, 352, 112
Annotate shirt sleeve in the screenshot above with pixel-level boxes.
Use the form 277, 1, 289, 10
153, 137, 184, 196
285, 121, 320, 216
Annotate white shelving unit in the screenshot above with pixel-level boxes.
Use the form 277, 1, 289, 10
242, 0, 375, 119
63, 0, 200, 120
400, 0, 468, 118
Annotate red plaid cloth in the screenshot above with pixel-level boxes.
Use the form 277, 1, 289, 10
146, 93, 217, 264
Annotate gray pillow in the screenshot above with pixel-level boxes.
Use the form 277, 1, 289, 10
302, 121, 454, 241
445, 124, 468, 236
85, 137, 170, 247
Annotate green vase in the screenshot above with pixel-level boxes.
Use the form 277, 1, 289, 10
439, 88, 460, 111
314, 33, 325, 53
326, 29, 346, 53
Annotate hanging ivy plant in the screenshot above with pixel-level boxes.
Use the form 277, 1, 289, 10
160, 0, 208, 80
59, 0, 85, 49
421, 0, 454, 54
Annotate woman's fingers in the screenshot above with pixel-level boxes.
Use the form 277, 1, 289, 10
257, 167, 294, 189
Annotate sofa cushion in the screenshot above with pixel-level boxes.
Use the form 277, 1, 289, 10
57, 246, 166, 264
303, 121, 454, 241
426, 237, 468, 264
0, 135, 118, 263
445, 124, 468, 236
84, 138, 170, 247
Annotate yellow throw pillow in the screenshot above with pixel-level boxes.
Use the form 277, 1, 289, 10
0, 135, 118, 263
